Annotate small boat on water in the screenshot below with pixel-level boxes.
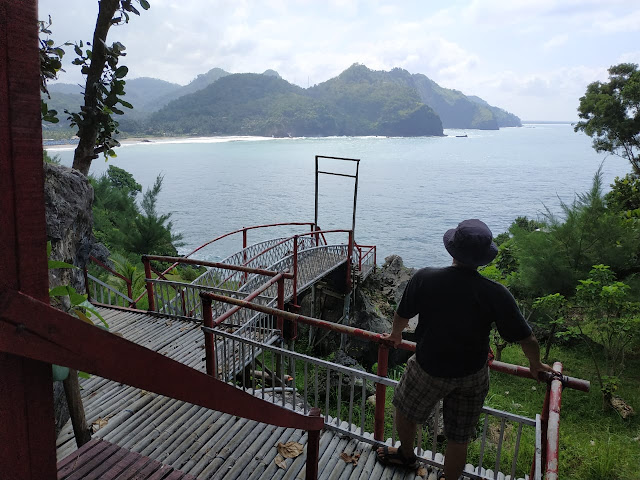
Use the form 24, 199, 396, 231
456, 134, 468, 137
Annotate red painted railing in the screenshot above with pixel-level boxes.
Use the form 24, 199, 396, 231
0, 288, 324, 479
199, 292, 590, 480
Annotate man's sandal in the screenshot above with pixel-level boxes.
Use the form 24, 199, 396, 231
375, 446, 419, 469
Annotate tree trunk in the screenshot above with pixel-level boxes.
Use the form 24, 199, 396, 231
63, 370, 92, 447
543, 323, 557, 363
71, 0, 119, 176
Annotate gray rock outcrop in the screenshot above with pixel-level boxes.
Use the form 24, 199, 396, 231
349, 255, 417, 367
43, 163, 106, 438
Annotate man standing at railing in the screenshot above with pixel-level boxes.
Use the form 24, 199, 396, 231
376, 219, 554, 479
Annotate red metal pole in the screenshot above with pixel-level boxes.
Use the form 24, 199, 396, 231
242, 228, 248, 284
373, 246, 377, 272
126, 281, 133, 306
277, 276, 285, 333
545, 362, 564, 480
532, 380, 552, 479
374, 344, 389, 441
202, 297, 216, 376
346, 231, 353, 292
142, 256, 155, 312
293, 235, 299, 306
305, 407, 322, 480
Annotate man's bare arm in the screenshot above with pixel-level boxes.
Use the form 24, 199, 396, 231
382, 312, 410, 348
519, 334, 555, 380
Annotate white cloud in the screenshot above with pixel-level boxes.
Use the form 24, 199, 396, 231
592, 9, 640, 33
38, 0, 640, 120
543, 34, 569, 50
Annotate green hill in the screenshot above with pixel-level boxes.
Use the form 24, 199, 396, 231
145, 68, 444, 137
467, 95, 522, 127
43, 64, 521, 137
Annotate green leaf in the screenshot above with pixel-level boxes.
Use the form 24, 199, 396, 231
78, 371, 91, 379
139, 0, 150, 10
115, 66, 128, 78
49, 285, 72, 297
78, 301, 108, 328
69, 290, 88, 306
119, 99, 133, 109
48, 259, 77, 269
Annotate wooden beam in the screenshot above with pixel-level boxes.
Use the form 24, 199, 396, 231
0, 1, 57, 478
0, 288, 325, 432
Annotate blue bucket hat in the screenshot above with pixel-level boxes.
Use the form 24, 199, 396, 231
443, 219, 498, 267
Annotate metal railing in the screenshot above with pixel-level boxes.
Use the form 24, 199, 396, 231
84, 224, 376, 314
85, 255, 136, 308
200, 292, 590, 480
86, 273, 135, 308
203, 328, 538, 480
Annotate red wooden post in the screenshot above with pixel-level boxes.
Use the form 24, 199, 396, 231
346, 230, 354, 292
305, 407, 322, 480
142, 256, 156, 311
277, 276, 285, 333
374, 343, 389, 441
202, 297, 216, 377
0, 1, 57, 477
126, 281, 133, 305
292, 235, 299, 306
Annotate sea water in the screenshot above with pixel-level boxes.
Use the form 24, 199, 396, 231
48, 124, 630, 268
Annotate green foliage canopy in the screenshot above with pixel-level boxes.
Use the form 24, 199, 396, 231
509, 169, 640, 296
575, 63, 640, 175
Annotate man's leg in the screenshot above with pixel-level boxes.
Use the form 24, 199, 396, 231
443, 440, 468, 479
395, 408, 418, 458
375, 408, 419, 464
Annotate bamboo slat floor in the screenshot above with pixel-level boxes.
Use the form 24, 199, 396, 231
55, 308, 436, 480
56, 308, 526, 480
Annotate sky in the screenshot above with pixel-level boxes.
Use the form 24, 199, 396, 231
38, 0, 640, 121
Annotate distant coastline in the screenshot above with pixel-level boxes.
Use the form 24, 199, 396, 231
521, 120, 575, 124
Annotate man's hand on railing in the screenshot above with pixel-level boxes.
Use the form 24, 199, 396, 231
380, 332, 403, 348
529, 360, 556, 383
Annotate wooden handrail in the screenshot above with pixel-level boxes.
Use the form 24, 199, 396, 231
0, 288, 325, 434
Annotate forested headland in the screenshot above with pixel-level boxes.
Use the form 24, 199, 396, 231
43, 64, 521, 140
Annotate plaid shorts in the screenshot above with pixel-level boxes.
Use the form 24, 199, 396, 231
393, 355, 489, 443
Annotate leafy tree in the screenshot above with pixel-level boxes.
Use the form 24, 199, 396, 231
68, 0, 150, 175
512, 168, 640, 296
43, 150, 61, 164
532, 293, 567, 363
605, 173, 640, 217
105, 165, 142, 197
575, 63, 640, 175
39, 16, 68, 124
124, 175, 184, 255
572, 265, 640, 405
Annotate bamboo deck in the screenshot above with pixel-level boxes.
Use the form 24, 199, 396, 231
55, 308, 438, 480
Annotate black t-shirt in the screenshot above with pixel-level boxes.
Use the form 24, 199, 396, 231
396, 266, 532, 378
